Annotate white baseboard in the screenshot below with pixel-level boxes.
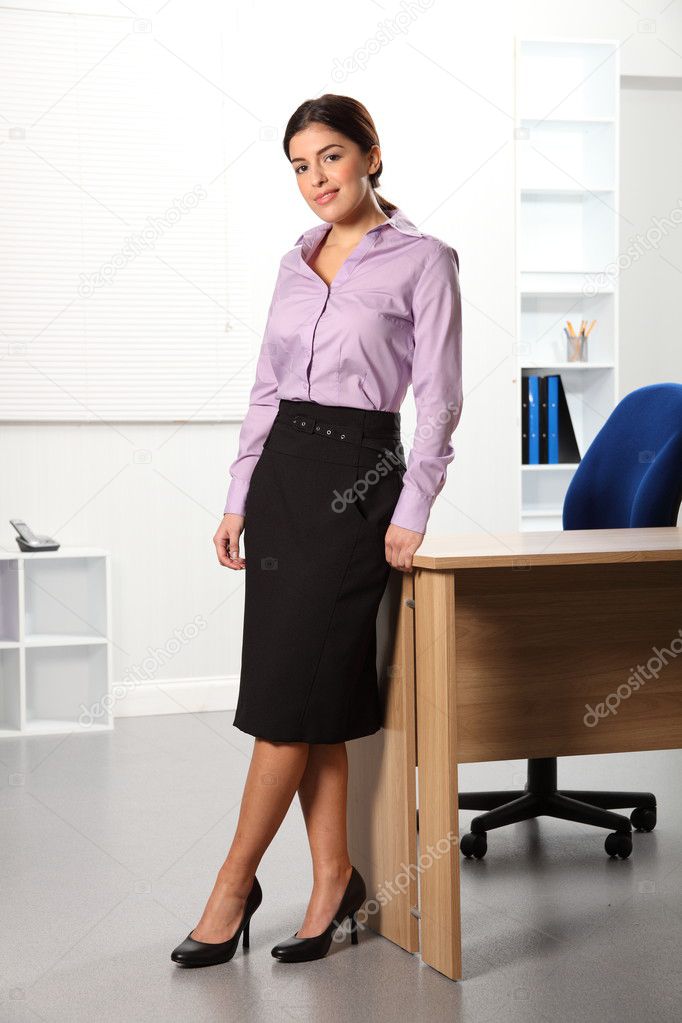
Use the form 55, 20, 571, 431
114, 676, 240, 718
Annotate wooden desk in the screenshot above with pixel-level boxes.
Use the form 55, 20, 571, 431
347, 527, 682, 980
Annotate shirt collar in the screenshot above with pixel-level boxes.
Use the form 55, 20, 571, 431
294, 206, 422, 249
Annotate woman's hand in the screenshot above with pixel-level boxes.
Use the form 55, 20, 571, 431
214, 512, 245, 569
384, 523, 424, 573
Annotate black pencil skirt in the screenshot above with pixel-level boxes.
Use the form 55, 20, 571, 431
233, 398, 406, 744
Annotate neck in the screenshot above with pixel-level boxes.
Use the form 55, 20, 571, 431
326, 200, 390, 248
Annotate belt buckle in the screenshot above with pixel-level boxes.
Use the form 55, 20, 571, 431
314, 419, 355, 443
292, 414, 315, 434
292, 413, 358, 443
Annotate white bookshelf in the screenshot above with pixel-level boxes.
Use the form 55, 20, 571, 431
515, 38, 621, 530
0, 548, 112, 737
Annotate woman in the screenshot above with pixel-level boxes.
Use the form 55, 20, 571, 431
171, 94, 462, 968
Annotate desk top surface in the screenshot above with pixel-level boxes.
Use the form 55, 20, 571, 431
412, 526, 682, 570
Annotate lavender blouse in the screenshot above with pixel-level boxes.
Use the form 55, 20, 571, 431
224, 206, 463, 535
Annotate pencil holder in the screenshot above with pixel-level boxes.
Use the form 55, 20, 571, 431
566, 335, 588, 362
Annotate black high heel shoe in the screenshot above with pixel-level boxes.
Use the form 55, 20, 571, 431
170, 875, 262, 967
270, 865, 366, 963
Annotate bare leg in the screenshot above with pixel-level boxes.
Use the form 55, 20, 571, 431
191, 737, 309, 942
294, 742, 353, 938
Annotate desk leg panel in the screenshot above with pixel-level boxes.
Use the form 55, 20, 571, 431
347, 570, 419, 955
414, 567, 462, 981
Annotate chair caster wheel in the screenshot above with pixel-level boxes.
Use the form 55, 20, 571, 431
630, 806, 656, 832
605, 831, 632, 858
460, 832, 487, 859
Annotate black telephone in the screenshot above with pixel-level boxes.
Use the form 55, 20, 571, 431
10, 519, 60, 552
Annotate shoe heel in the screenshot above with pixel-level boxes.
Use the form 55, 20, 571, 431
349, 912, 358, 945
242, 917, 251, 949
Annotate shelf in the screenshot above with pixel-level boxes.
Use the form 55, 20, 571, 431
520, 362, 614, 370
520, 514, 563, 532
518, 117, 616, 193
24, 634, 108, 647
25, 643, 111, 732
516, 36, 619, 531
520, 116, 615, 126
0, 647, 21, 732
0, 550, 112, 737
522, 269, 613, 274
0, 559, 20, 642
520, 195, 616, 274
520, 271, 614, 295
518, 39, 618, 122
523, 507, 564, 517
521, 187, 614, 196
24, 556, 107, 640
521, 289, 613, 297
522, 463, 580, 471
0, 547, 109, 560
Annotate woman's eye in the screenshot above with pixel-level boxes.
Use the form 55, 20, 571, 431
295, 153, 340, 174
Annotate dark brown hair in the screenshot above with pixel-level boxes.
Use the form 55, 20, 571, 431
283, 94, 398, 214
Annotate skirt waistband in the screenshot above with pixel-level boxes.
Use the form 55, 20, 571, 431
269, 398, 405, 470
276, 398, 400, 440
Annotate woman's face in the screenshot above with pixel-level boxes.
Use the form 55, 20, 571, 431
288, 122, 380, 223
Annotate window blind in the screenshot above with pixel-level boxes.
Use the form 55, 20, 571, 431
0, 7, 256, 421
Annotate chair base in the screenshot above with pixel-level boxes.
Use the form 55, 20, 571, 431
419, 758, 657, 859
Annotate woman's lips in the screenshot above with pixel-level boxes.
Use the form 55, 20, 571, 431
316, 189, 338, 205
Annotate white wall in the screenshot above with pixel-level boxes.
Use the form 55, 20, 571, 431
619, 78, 682, 395
2, 1, 681, 714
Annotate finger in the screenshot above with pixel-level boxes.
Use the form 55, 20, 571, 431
214, 535, 232, 567
214, 530, 243, 568
226, 531, 244, 567
396, 543, 412, 573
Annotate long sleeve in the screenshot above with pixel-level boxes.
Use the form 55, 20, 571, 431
223, 266, 283, 516
389, 242, 463, 534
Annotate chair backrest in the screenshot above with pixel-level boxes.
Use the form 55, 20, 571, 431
563, 383, 682, 530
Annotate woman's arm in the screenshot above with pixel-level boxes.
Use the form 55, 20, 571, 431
223, 264, 283, 517
389, 242, 463, 535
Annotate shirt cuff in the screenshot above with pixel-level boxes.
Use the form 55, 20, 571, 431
389, 484, 432, 535
223, 477, 250, 517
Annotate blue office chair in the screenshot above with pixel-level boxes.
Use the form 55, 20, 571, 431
458, 382, 682, 859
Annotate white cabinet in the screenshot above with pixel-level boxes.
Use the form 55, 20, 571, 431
0, 548, 112, 737
515, 38, 621, 529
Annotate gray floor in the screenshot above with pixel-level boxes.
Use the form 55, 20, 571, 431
1, 711, 680, 1022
